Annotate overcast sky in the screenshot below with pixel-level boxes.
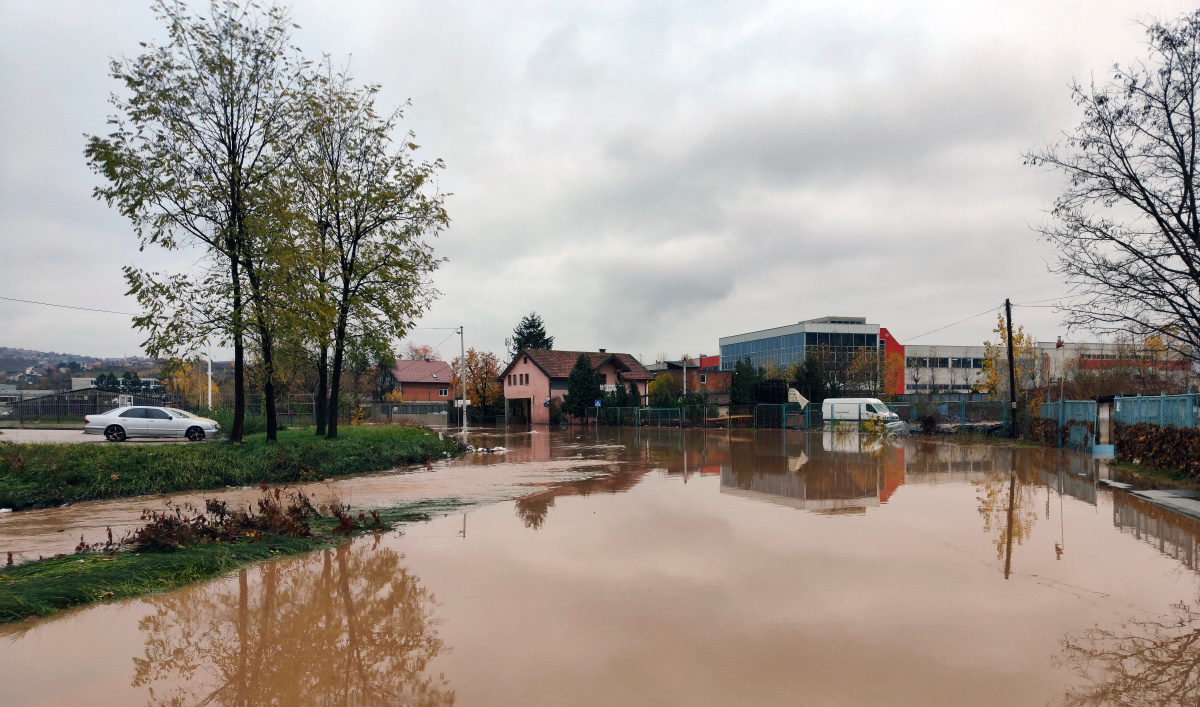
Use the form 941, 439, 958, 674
2, 0, 1196, 362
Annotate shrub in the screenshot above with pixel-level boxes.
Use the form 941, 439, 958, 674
1115, 422, 1200, 475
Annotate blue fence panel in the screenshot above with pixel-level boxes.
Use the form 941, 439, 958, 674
1037, 399, 1096, 450
1114, 393, 1200, 429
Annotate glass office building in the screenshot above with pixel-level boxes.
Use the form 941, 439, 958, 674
719, 316, 881, 371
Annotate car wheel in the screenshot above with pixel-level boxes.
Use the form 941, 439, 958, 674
104, 425, 127, 442
185, 426, 206, 442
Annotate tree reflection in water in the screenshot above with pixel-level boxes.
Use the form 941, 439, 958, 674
131, 536, 453, 706
1059, 601, 1200, 706
976, 464, 1040, 576
514, 466, 648, 530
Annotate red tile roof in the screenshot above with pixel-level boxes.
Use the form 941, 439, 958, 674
391, 359, 453, 383
502, 350, 654, 381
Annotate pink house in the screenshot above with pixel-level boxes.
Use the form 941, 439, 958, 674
499, 349, 654, 424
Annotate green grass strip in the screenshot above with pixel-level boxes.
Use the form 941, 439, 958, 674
0, 426, 463, 510
0, 535, 325, 622
0, 497, 472, 623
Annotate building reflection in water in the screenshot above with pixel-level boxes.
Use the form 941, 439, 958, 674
1113, 492, 1200, 572
131, 536, 453, 706
717, 429, 906, 515
1058, 481, 1200, 703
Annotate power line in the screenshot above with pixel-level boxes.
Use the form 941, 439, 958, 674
901, 304, 1001, 344
1011, 295, 1071, 307
0, 295, 142, 317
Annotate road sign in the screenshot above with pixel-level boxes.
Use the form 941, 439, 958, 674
594, 399, 601, 407
454, 399, 472, 408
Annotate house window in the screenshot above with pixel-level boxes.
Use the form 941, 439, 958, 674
523, 356, 528, 364
700, 374, 707, 384
597, 373, 607, 385
438, 388, 448, 397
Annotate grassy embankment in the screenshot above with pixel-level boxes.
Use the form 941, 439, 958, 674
1109, 461, 1200, 491
0, 426, 464, 511
0, 497, 468, 623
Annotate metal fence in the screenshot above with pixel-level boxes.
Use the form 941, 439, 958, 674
888, 400, 1009, 434
584, 403, 820, 429
0, 390, 351, 429
1114, 393, 1200, 428
1038, 399, 1098, 450
0, 391, 171, 426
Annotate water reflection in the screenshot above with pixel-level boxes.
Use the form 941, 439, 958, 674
1113, 493, 1200, 572
1059, 600, 1200, 706
718, 430, 906, 514
514, 466, 650, 530
1057, 492, 1200, 704
131, 537, 452, 706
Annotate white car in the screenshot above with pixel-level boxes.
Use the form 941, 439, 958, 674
84, 406, 220, 442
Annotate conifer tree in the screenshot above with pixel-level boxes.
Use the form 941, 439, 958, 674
561, 353, 600, 417
506, 312, 554, 360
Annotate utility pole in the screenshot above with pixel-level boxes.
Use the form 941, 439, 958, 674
459, 326, 467, 438
1005, 298, 1018, 439
207, 353, 213, 409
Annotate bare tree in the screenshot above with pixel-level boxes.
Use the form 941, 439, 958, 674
1027, 12, 1200, 362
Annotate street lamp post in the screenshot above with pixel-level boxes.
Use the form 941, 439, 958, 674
459, 326, 467, 438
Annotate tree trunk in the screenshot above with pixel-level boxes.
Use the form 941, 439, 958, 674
315, 346, 328, 436
259, 325, 278, 442
230, 257, 246, 443
326, 307, 349, 439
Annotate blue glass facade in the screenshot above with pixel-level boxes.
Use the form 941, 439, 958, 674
720, 332, 878, 371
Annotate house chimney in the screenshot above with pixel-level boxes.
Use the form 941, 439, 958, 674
599, 348, 606, 353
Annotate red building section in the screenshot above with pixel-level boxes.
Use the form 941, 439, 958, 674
698, 355, 720, 371
879, 327, 905, 395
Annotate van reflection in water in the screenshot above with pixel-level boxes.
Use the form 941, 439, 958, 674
718, 429, 906, 515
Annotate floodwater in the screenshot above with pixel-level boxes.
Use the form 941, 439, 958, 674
4, 427, 1200, 705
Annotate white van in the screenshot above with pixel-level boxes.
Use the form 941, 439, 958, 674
822, 397, 898, 422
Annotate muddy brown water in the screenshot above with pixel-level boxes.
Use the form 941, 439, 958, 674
4, 427, 1200, 705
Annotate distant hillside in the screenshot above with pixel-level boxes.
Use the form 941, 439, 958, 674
0, 347, 158, 373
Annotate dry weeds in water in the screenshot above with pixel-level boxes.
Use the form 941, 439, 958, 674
62, 482, 381, 556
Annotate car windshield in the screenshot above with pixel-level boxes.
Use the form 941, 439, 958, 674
168, 409, 192, 418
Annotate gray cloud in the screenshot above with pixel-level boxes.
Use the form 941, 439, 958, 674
1, 0, 1194, 359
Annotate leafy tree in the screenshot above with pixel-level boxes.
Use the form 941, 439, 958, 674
122, 371, 141, 393
761, 360, 786, 380
292, 61, 447, 439
450, 348, 503, 421
161, 359, 219, 409
731, 358, 759, 405
403, 343, 441, 361
505, 312, 554, 361
560, 353, 600, 418
793, 355, 831, 404
976, 313, 1039, 395
85, 0, 305, 442
1026, 11, 1200, 362
846, 346, 883, 395
648, 373, 681, 408
94, 373, 120, 392
882, 352, 905, 400
602, 382, 629, 408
